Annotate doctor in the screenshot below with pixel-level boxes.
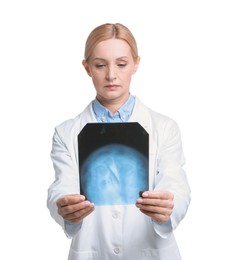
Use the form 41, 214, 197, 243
47, 23, 191, 260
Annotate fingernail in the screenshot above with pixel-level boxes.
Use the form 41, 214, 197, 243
142, 192, 148, 197
136, 203, 142, 208
136, 198, 143, 203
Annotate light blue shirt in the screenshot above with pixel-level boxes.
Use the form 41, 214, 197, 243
92, 94, 135, 123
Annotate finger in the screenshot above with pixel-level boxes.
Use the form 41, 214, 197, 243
142, 191, 174, 200
64, 203, 95, 223
139, 205, 173, 216
67, 209, 94, 224
58, 200, 92, 215
57, 194, 86, 207
136, 198, 174, 209
140, 210, 171, 223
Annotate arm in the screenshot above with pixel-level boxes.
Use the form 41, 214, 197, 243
136, 119, 191, 237
47, 129, 94, 238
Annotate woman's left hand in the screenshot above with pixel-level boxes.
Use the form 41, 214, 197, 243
136, 191, 174, 222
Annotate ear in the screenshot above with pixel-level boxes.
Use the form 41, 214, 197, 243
133, 56, 140, 74
82, 60, 92, 77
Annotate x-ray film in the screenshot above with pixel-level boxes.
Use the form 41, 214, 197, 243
78, 122, 149, 205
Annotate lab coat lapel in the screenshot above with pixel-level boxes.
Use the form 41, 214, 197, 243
129, 98, 158, 190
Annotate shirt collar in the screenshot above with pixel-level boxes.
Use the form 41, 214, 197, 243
92, 94, 135, 122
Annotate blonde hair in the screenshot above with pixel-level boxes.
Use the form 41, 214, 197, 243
84, 23, 139, 62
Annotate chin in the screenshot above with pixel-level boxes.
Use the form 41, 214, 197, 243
99, 91, 128, 102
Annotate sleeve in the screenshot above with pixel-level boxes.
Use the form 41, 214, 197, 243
152, 119, 191, 238
47, 129, 81, 238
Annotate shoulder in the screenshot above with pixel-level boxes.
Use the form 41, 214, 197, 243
150, 109, 179, 130
135, 97, 179, 128
54, 101, 94, 137
134, 98, 181, 141
57, 115, 79, 131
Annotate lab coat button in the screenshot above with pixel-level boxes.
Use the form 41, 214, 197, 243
112, 212, 119, 219
114, 247, 120, 254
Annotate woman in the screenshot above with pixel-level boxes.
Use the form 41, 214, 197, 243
47, 23, 191, 260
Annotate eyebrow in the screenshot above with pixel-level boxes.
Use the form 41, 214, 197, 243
92, 56, 129, 62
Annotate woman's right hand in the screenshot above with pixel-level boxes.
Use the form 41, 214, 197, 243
56, 194, 95, 224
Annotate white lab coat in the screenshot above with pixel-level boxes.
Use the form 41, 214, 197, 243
47, 97, 191, 260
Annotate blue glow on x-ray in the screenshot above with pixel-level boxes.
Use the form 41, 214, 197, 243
80, 144, 148, 205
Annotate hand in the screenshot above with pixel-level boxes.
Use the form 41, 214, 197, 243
56, 194, 95, 224
136, 191, 174, 222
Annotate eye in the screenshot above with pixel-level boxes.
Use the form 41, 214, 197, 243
117, 63, 127, 67
95, 64, 106, 69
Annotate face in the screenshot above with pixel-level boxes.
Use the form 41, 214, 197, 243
83, 38, 140, 106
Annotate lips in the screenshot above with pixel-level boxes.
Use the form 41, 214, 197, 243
105, 84, 119, 90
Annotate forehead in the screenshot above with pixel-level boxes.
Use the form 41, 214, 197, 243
91, 38, 132, 59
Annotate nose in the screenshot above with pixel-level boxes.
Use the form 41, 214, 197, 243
106, 65, 116, 81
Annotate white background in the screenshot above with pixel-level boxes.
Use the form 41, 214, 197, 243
0, 0, 230, 259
